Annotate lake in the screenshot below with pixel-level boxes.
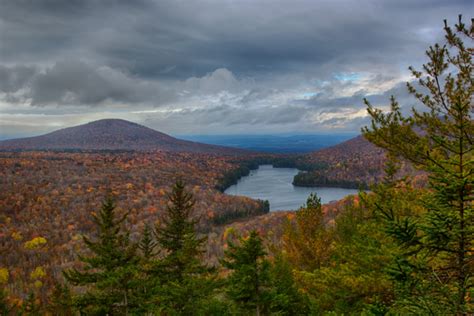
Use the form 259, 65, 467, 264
224, 165, 359, 211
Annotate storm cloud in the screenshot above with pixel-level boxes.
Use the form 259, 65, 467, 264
0, 0, 472, 137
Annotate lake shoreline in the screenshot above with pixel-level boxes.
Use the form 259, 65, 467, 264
224, 165, 359, 211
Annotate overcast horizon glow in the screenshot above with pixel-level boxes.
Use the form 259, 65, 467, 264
0, 0, 472, 139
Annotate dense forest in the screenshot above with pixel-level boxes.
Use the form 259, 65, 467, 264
0, 17, 472, 315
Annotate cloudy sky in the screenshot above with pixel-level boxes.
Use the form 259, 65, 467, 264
0, 0, 472, 138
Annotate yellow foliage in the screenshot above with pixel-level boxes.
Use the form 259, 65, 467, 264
30, 266, 46, 279
11, 231, 23, 241
34, 280, 43, 288
24, 237, 47, 250
0, 267, 9, 284
223, 227, 236, 241
72, 234, 83, 241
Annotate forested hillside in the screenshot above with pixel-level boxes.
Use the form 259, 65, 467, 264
292, 135, 425, 189
0, 119, 249, 155
0, 151, 269, 306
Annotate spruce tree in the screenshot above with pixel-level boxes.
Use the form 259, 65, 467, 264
150, 180, 214, 314
221, 230, 271, 316
135, 224, 158, 314
363, 16, 473, 314
139, 223, 157, 262
63, 197, 139, 315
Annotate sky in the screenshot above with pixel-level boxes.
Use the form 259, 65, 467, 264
0, 0, 472, 138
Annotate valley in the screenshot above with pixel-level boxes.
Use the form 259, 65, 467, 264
0, 119, 378, 304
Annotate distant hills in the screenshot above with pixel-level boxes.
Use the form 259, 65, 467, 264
307, 134, 385, 163
293, 135, 422, 188
0, 119, 249, 155
290, 135, 385, 187
179, 134, 356, 153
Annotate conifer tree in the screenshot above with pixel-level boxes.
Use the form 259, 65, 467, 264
269, 255, 310, 315
48, 283, 74, 316
135, 224, 158, 314
139, 223, 157, 262
221, 230, 271, 316
282, 193, 333, 271
363, 16, 473, 314
150, 180, 214, 314
63, 197, 139, 315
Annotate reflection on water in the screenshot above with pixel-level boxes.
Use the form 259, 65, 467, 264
224, 165, 359, 211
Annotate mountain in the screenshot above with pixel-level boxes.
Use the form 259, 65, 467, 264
307, 135, 385, 163
0, 119, 249, 155
294, 135, 422, 188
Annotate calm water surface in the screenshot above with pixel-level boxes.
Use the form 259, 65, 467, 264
224, 165, 359, 211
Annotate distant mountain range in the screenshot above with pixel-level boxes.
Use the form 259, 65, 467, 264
0, 119, 249, 155
179, 134, 356, 153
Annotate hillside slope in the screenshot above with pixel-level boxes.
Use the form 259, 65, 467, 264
294, 135, 422, 188
0, 119, 249, 155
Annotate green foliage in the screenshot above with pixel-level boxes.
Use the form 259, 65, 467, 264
63, 197, 140, 315
19, 292, 42, 315
148, 180, 216, 314
283, 193, 333, 271
293, 171, 367, 189
221, 230, 272, 315
269, 255, 310, 315
363, 16, 474, 314
139, 223, 157, 261
291, 191, 400, 314
211, 199, 270, 226
47, 283, 74, 316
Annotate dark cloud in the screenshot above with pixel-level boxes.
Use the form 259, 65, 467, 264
0, 61, 177, 106
0, 65, 36, 93
29, 60, 161, 106
0, 0, 472, 135
1, 0, 469, 78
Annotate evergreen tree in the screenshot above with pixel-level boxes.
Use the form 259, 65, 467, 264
363, 16, 473, 314
282, 193, 333, 271
47, 283, 74, 316
135, 224, 158, 314
221, 230, 272, 315
269, 255, 310, 315
139, 223, 157, 262
150, 180, 214, 314
63, 197, 139, 315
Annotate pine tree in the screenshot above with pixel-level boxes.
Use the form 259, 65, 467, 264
363, 16, 473, 314
150, 180, 214, 314
63, 197, 139, 315
221, 230, 271, 316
